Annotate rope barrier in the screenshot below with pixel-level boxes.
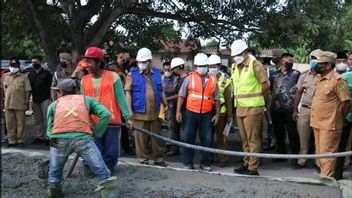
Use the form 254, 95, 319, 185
117, 122, 352, 159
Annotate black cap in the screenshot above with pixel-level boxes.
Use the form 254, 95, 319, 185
281, 52, 294, 58
52, 79, 77, 92
336, 51, 347, 59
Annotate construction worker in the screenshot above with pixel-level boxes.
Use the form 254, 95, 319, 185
167, 57, 189, 156
47, 79, 116, 198
310, 51, 350, 178
2, 57, 31, 147
176, 53, 220, 171
125, 47, 169, 166
79, 47, 132, 174
208, 54, 233, 167
292, 49, 321, 168
231, 40, 270, 175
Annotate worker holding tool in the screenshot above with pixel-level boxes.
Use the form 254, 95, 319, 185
47, 79, 116, 198
208, 54, 233, 167
176, 53, 220, 171
76, 47, 132, 175
231, 40, 270, 176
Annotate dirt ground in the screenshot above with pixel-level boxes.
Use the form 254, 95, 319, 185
1, 152, 343, 198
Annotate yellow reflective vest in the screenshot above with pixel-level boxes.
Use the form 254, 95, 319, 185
231, 60, 265, 107
218, 74, 231, 113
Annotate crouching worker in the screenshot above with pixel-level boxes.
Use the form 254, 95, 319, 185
47, 79, 116, 198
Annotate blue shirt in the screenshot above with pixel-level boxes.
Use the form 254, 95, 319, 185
270, 69, 301, 112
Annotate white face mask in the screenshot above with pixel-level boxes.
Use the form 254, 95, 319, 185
197, 67, 208, 75
336, 63, 348, 73
9, 66, 19, 73
208, 68, 219, 75
164, 71, 172, 77
234, 55, 245, 64
138, 63, 148, 71
270, 60, 276, 66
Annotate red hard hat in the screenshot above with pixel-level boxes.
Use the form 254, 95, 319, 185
82, 47, 104, 61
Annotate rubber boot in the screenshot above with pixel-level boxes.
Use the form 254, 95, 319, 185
38, 159, 49, 179
95, 176, 118, 198
48, 184, 63, 198
81, 165, 94, 179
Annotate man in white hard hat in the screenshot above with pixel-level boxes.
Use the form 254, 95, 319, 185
125, 47, 169, 166
208, 54, 233, 167
231, 40, 270, 175
176, 53, 220, 171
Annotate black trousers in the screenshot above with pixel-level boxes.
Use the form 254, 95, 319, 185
335, 121, 352, 178
271, 110, 300, 154
120, 118, 131, 153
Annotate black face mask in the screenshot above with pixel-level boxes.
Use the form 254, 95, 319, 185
122, 60, 130, 68
313, 65, 323, 74
33, 63, 41, 69
59, 61, 67, 68
286, 62, 293, 69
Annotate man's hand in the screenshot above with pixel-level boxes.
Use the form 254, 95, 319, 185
292, 110, 299, 121
126, 119, 133, 129
211, 114, 219, 125
164, 104, 168, 113
176, 111, 182, 123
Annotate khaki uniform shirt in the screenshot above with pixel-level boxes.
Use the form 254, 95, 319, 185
310, 70, 350, 130
125, 69, 158, 121
2, 72, 31, 110
234, 58, 269, 117
296, 70, 317, 107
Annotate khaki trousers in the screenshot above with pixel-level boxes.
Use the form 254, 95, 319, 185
5, 109, 25, 144
214, 114, 229, 163
313, 128, 341, 177
32, 99, 51, 139
236, 113, 263, 171
297, 107, 313, 165
133, 119, 164, 163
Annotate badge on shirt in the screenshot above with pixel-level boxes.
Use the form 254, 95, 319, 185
339, 84, 345, 91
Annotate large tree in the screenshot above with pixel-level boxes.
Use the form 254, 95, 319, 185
2, 0, 278, 70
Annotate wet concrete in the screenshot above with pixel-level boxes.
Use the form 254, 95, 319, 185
1, 152, 342, 198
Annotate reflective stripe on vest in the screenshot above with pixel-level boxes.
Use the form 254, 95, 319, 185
231, 59, 265, 107
52, 95, 93, 134
186, 72, 217, 113
81, 70, 121, 124
218, 74, 231, 113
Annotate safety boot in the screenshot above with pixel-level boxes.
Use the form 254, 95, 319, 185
48, 184, 63, 198
95, 176, 118, 198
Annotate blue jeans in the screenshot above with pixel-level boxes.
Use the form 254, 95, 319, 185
48, 138, 110, 185
182, 109, 213, 166
94, 127, 121, 168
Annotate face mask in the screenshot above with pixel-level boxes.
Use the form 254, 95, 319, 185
285, 62, 293, 69
138, 63, 148, 71
234, 55, 245, 64
33, 63, 41, 69
208, 68, 219, 75
336, 63, 348, 73
197, 67, 208, 75
164, 71, 172, 77
59, 61, 67, 68
122, 60, 130, 67
313, 65, 324, 74
309, 59, 317, 68
9, 66, 19, 73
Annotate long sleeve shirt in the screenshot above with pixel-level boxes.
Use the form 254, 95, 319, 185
47, 96, 111, 139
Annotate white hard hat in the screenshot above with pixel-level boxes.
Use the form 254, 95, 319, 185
208, 55, 221, 65
231, 40, 248, 56
194, 53, 208, 66
170, 57, 185, 69
136, 47, 152, 61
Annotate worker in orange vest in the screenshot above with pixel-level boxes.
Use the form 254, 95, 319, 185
176, 53, 220, 171
74, 47, 132, 175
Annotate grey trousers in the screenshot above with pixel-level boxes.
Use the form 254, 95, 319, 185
32, 99, 51, 139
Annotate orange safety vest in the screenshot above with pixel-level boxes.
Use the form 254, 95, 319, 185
186, 72, 217, 113
52, 95, 93, 135
81, 70, 121, 124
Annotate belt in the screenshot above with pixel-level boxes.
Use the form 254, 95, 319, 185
301, 104, 311, 109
